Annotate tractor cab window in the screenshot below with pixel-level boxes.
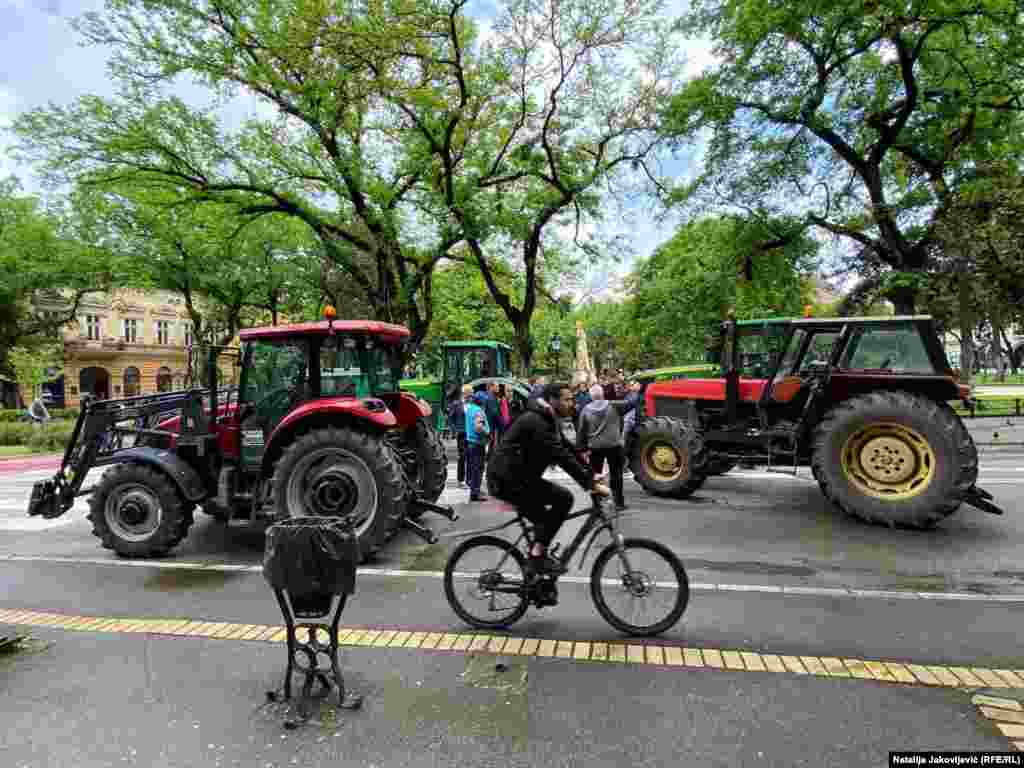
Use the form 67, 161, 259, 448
320, 337, 370, 398
241, 339, 309, 420
736, 326, 788, 379
797, 332, 841, 375
841, 323, 936, 373
366, 342, 400, 393
774, 329, 807, 378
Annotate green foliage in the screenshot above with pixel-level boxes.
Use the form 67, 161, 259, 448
661, 0, 1024, 310
627, 216, 817, 365
8, 343, 64, 401
0, 422, 33, 446
25, 421, 75, 453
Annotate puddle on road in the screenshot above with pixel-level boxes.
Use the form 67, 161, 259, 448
396, 543, 450, 573
143, 569, 247, 592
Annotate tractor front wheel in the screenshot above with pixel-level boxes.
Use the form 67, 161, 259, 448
812, 391, 978, 528
272, 427, 406, 561
629, 416, 707, 498
88, 463, 195, 557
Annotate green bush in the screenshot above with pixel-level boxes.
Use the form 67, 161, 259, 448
0, 410, 22, 424
0, 408, 79, 422
0, 422, 33, 446
25, 421, 75, 453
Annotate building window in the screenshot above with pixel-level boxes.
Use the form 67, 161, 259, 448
123, 367, 141, 397
122, 318, 138, 343
86, 315, 101, 340
157, 366, 172, 392
156, 320, 170, 345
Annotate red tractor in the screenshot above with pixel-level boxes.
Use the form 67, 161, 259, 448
629, 315, 1003, 528
28, 313, 454, 560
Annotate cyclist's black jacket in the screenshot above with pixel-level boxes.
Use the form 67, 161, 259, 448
487, 398, 594, 497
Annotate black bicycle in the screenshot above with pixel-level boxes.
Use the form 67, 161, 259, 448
443, 494, 689, 636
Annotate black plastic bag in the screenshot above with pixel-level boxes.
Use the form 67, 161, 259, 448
263, 518, 359, 600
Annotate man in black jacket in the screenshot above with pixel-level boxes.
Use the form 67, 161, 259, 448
487, 383, 610, 576
447, 384, 472, 487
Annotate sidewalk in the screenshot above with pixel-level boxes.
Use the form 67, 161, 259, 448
1, 622, 1017, 768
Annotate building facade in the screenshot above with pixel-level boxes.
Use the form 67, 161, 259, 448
30, 288, 197, 410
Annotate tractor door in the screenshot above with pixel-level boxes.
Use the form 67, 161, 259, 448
237, 338, 310, 469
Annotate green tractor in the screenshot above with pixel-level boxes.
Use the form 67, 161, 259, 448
401, 341, 519, 433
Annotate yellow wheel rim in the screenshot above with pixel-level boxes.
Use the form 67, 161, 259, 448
841, 422, 936, 500
642, 442, 686, 483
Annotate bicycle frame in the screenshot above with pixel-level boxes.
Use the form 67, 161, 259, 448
453, 496, 632, 578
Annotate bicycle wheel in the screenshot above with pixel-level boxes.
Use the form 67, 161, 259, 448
444, 535, 530, 629
590, 538, 689, 636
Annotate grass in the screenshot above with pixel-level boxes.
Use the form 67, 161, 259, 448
970, 373, 1024, 385
0, 445, 33, 459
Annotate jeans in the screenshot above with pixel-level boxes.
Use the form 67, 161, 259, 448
455, 433, 467, 483
590, 447, 625, 506
466, 442, 486, 498
489, 477, 574, 548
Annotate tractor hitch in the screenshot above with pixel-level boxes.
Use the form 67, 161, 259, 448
408, 497, 459, 522
400, 495, 459, 543
401, 517, 439, 544
963, 486, 1004, 516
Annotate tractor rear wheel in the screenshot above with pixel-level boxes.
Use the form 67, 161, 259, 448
398, 418, 448, 518
629, 416, 707, 498
811, 391, 978, 528
88, 463, 195, 557
272, 427, 406, 561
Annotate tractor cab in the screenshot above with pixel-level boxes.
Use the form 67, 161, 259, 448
441, 341, 514, 402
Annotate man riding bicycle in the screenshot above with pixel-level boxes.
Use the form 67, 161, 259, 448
486, 382, 611, 577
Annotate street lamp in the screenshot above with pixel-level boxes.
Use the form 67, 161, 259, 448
550, 333, 562, 378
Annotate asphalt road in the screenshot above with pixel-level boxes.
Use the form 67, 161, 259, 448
1, 451, 1023, 766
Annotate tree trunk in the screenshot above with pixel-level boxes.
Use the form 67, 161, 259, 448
991, 319, 1007, 382
512, 322, 533, 375
957, 270, 975, 386
889, 284, 916, 315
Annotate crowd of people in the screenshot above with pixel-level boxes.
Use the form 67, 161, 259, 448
445, 368, 643, 509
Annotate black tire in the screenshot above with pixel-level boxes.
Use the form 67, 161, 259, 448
811, 391, 978, 528
444, 536, 530, 630
87, 463, 195, 557
629, 416, 707, 498
400, 417, 448, 518
272, 427, 406, 562
704, 456, 737, 476
590, 538, 689, 636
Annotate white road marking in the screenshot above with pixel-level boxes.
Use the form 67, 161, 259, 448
0, 554, 1021, 602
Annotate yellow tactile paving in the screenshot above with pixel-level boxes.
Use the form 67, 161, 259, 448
702, 649, 725, 668
996, 724, 1024, 739
974, 695, 1024, 711
980, 708, 1024, 725
973, 669, 1011, 688
7, 609, 1024, 692
683, 648, 704, 667
800, 657, 827, 676
722, 651, 744, 670
741, 653, 766, 672
664, 647, 684, 666
780, 656, 808, 675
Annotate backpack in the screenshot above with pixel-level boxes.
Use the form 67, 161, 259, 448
474, 409, 488, 435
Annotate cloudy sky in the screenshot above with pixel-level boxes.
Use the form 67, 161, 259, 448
1, 0, 711, 298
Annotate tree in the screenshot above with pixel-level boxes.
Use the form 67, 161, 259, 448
0, 179, 115, 377
662, 0, 1024, 312
11, 0, 683, 369
8, 343, 64, 401
627, 216, 817, 365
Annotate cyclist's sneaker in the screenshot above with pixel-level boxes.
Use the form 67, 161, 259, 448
527, 553, 567, 577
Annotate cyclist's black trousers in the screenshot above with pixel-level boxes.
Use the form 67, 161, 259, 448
488, 477, 573, 548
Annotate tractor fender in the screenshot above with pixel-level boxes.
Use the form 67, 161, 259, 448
109, 447, 207, 503
262, 398, 398, 475
379, 391, 432, 428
